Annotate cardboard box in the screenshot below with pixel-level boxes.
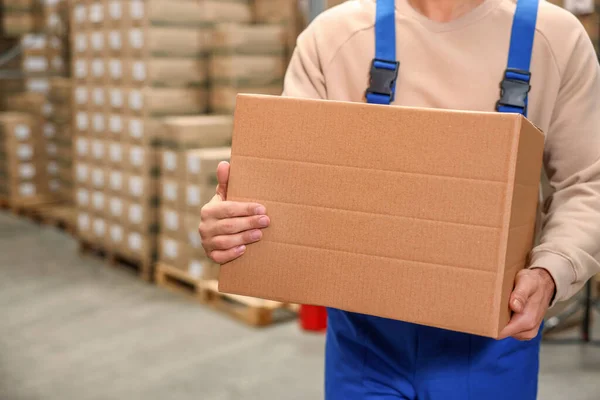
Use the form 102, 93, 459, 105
25, 77, 50, 94
252, 0, 297, 23
75, 163, 90, 188
107, 195, 125, 220
218, 95, 545, 338
124, 26, 210, 58
108, 222, 126, 254
74, 110, 90, 135
90, 138, 106, 164
104, 0, 124, 26
76, 211, 94, 241
158, 235, 190, 268
185, 147, 231, 186
124, 230, 156, 262
106, 28, 124, 54
124, 0, 208, 27
107, 58, 125, 85
160, 115, 233, 179
126, 144, 157, 173
210, 55, 285, 86
91, 215, 108, 247
49, 77, 72, 102
125, 115, 162, 144
209, 84, 282, 114
74, 86, 89, 109
160, 178, 184, 211
88, 1, 105, 27
108, 113, 125, 140
126, 200, 158, 234
184, 213, 203, 252
126, 87, 208, 117
90, 189, 106, 214
126, 173, 158, 202
185, 183, 216, 215
160, 208, 185, 242
90, 165, 106, 190
2, 13, 35, 37
107, 169, 125, 194
73, 57, 89, 82
125, 57, 208, 87
212, 23, 287, 55
200, 0, 252, 23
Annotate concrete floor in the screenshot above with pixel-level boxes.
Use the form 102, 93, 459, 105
0, 212, 598, 400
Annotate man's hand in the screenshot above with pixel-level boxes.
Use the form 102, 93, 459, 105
198, 161, 270, 264
498, 268, 556, 341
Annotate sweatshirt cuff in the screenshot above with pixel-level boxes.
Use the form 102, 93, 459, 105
528, 250, 576, 307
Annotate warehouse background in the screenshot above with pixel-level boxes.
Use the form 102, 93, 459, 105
0, 0, 598, 399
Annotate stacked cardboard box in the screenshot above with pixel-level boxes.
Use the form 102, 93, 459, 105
157, 116, 232, 281
5, 91, 57, 196
48, 76, 72, 203
209, 23, 287, 114
71, 0, 211, 278
1, 0, 39, 37
252, 0, 305, 61
0, 112, 43, 203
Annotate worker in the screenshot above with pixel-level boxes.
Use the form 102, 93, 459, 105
198, 0, 600, 398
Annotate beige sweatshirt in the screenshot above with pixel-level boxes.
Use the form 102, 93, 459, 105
281, 0, 600, 305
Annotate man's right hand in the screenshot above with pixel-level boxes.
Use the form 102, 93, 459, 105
199, 161, 270, 264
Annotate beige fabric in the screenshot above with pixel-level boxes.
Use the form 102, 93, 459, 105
282, 0, 600, 305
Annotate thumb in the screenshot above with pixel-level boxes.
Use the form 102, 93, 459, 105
510, 270, 536, 313
215, 161, 230, 201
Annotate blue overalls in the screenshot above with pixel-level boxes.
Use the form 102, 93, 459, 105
325, 0, 543, 399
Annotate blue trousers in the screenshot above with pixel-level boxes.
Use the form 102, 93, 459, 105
325, 309, 542, 400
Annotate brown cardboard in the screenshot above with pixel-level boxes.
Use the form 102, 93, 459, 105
160, 178, 184, 211
126, 87, 208, 117
252, 0, 297, 23
158, 236, 191, 268
90, 189, 106, 215
209, 55, 285, 86
185, 183, 217, 216
209, 84, 282, 115
126, 200, 158, 235
160, 115, 233, 179
200, 0, 252, 24
76, 187, 90, 210
123, 0, 208, 27
212, 23, 287, 55
90, 165, 106, 190
107, 195, 125, 221
107, 169, 125, 194
124, 26, 211, 58
160, 208, 186, 242
185, 147, 231, 185
124, 57, 208, 87
108, 222, 127, 254
76, 211, 94, 242
219, 94, 545, 338
75, 162, 91, 189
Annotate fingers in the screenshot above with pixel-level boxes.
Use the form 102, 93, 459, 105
201, 201, 266, 221
509, 270, 538, 313
498, 310, 540, 340
209, 245, 247, 264
209, 229, 263, 251
216, 161, 230, 201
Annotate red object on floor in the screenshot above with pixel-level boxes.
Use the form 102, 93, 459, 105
300, 305, 328, 332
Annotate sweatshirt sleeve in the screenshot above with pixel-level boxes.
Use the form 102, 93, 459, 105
529, 26, 600, 305
281, 22, 327, 100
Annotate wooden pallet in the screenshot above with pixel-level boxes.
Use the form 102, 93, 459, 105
155, 262, 298, 327
33, 204, 75, 235
78, 240, 154, 282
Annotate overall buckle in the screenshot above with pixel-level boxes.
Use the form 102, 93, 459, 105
366, 58, 400, 102
496, 68, 531, 114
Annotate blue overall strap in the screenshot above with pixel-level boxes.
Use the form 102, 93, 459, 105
496, 0, 540, 117
366, 0, 399, 105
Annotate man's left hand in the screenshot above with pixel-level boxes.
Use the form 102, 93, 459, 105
498, 268, 556, 341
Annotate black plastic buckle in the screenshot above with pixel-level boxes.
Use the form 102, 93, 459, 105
366, 58, 400, 100
496, 68, 531, 113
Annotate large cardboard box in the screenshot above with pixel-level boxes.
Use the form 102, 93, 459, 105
124, 58, 208, 87
124, 26, 210, 58
126, 87, 208, 118
212, 23, 287, 55
123, 0, 208, 27
219, 95, 545, 338
199, 0, 252, 23
160, 115, 233, 180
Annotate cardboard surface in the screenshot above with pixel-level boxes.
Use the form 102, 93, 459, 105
219, 95, 545, 338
